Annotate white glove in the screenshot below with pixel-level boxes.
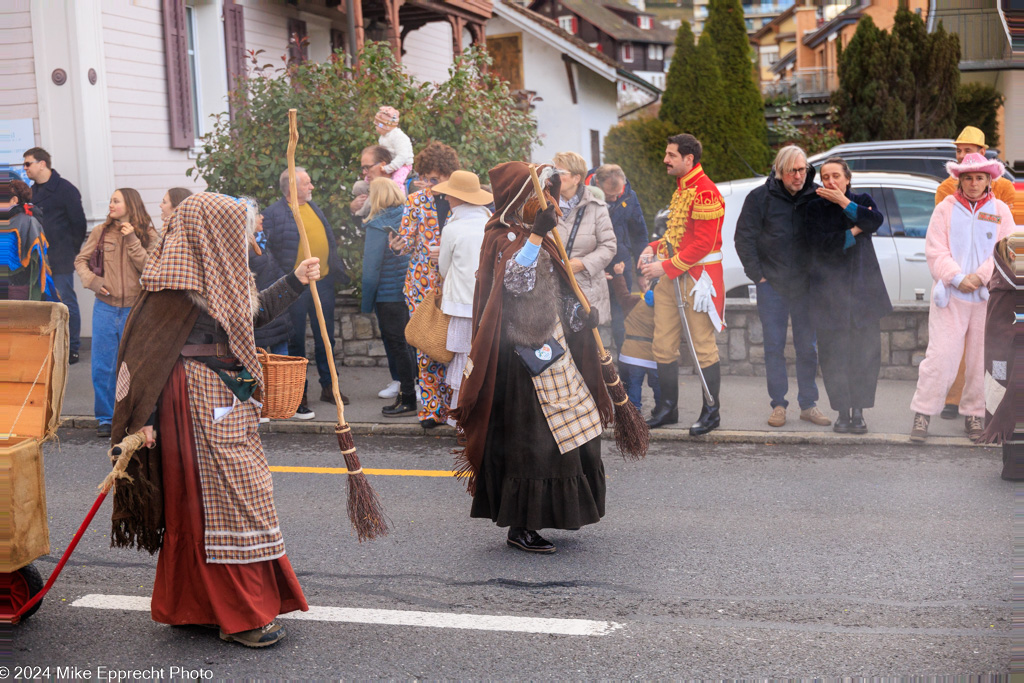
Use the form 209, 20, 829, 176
689, 270, 717, 314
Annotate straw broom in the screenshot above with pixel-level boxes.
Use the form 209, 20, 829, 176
528, 165, 649, 461
286, 108, 388, 541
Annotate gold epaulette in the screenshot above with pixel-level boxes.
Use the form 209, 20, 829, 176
691, 190, 724, 221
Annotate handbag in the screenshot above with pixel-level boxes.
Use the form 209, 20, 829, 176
514, 336, 565, 377
405, 286, 454, 363
87, 227, 107, 276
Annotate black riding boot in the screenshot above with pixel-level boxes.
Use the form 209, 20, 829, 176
647, 362, 679, 428
689, 362, 721, 436
833, 408, 852, 433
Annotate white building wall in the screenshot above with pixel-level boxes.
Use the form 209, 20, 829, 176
403, 21, 455, 84
487, 17, 618, 164
0, 1, 40, 146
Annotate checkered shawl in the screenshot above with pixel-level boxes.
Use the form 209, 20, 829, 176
141, 193, 262, 387
530, 322, 603, 453
183, 359, 284, 563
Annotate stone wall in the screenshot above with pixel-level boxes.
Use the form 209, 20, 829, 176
323, 295, 931, 380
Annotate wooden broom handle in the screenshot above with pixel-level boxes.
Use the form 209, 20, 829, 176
528, 165, 607, 355
287, 109, 346, 424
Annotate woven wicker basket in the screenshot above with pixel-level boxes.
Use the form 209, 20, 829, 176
257, 348, 309, 419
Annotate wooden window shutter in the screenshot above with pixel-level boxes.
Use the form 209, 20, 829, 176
287, 18, 308, 64
162, 0, 193, 149
223, 0, 246, 99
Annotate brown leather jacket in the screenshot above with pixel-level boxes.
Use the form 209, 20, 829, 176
74, 223, 158, 308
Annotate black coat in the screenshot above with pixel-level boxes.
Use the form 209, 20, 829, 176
805, 190, 892, 329
30, 169, 87, 274
735, 168, 818, 299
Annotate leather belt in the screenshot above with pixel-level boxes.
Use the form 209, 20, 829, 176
625, 334, 653, 343
181, 343, 232, 357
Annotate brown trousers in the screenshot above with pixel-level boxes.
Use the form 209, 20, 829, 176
652, 274, 719, 367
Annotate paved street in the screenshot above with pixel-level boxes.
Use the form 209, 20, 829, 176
10, 430, 1010, 678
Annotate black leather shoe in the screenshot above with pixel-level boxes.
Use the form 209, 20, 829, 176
97, 423, 111, 438
647, 362, 680, 428
420, 418, 440, 429
849, 408, 868, 434
382, 393, 416, 417
689, 402, 720, 436
506, 527, 555, 554
69, 351, 80, 365
647, 402, 678, 428
833, 409, 851, 433
320, 386, 350, 405
940, 403, 959, 420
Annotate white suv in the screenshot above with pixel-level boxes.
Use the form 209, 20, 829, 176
657, 171, 941, 302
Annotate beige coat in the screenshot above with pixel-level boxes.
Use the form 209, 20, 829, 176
556, 187, 616, 324
74, 223, 158, 308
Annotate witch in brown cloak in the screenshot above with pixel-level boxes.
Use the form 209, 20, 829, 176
979, 234, 1022, 480
451, 162, 613, 553
110, 193, 319, 647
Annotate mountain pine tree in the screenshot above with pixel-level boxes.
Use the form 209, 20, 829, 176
700, 0, 771, 177
892, 8, 960, 139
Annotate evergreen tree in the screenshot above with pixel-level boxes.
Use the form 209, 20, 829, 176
701, 0, 772, 177
834, 15, 911, 141
956, 82, 1004, 147
892, 9, 960, 138
658, 22, 731, 181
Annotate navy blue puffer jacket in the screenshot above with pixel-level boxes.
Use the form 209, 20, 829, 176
360, 205, 409, 313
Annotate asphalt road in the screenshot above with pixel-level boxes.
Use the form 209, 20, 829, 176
9, 430, 1010, 679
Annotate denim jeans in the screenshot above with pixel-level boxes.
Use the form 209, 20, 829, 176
52, 273, 81, 353
288, 279, 337, 391
755, 280, 819, 410
92, 299, 131, 425
620, 361, 660, 411
267, 341, 289, 356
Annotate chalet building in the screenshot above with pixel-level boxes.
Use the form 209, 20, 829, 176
526, 0, 675, 89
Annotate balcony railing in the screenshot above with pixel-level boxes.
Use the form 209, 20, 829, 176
931, 8, 1011, 65
761, 67, 837, 101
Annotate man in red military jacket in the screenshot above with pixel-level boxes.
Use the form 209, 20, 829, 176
638, 134, 725, 435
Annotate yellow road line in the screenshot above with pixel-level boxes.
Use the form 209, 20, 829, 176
270, 465, 455, 477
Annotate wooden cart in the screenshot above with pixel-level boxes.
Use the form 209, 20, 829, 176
0, 300, 69, 622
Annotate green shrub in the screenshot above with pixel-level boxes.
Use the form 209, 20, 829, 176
604, 116, 676, 229
956, 82, 1004, 149
190, 42, 538, 289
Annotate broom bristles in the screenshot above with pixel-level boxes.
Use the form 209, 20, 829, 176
599, 353, 649, 460
336, 424, 389, 541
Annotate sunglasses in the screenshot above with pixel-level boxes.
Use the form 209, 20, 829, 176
23, 160, 37, 168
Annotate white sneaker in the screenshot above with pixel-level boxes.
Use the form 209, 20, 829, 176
378, 380, 401, 399
259, 417, 270, 424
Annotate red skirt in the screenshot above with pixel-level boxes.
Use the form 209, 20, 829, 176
150, 361, 308, 633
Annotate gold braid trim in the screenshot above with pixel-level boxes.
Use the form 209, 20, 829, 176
664, 185, 696, 247
691, 191, 724, 221
670, 255, 693, 273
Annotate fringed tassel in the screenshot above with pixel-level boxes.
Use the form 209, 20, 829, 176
599, 352, 649, 461
336, 423, 389, 542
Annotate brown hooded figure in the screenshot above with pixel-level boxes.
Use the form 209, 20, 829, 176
110, 193, 318, 647
451, 161, 613, 554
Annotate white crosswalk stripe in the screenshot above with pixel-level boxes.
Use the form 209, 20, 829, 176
70, 594, 622, 636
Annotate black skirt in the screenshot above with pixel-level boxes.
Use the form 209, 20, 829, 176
470, 337, 606, 530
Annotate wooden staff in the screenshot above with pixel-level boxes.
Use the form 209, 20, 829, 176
528, 165, 649, 461
287, 108, 387, 541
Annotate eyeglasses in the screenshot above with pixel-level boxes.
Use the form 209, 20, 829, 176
421, 177, 442, 186
786, 167, 808, 176
360, 165, 375, 173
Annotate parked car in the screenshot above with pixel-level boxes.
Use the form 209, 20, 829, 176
655, 171, 941, 301
808, 139, 1023, 225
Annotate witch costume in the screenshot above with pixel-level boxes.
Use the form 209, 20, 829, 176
978, 237, 1022, 479
109, 193, 308, 646
451, 162, 612, 553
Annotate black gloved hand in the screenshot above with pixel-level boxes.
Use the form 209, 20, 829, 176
531, 204, 558, 237
545, 172, 562, 203
585, 306, 601, 330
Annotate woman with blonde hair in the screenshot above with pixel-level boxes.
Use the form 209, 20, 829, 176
362, 177, 417, 416
74, 187, 158, 437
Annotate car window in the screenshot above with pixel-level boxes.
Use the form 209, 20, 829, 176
862, 158, 929, 175
849, 185, 891, 236
889, 188, 934, 238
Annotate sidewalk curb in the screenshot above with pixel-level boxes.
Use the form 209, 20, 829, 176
61, 416, 982, 448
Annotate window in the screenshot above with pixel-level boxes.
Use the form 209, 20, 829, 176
647, 44, 664, 61
745, 18, 754, 30
638, 15, 652, 29
848, 186, 892, 236
621, 42, 634, 62
558, 15, 578, 34
889, 188, 934, 238
760, 45, 779, 68
185, 6, 202, 138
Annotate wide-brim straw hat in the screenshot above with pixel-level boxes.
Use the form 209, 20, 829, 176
946, 152, 1005, 179
432, 170, 493, 205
